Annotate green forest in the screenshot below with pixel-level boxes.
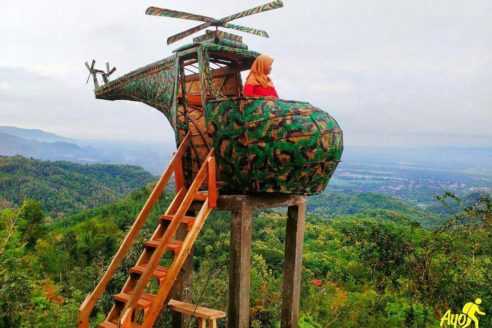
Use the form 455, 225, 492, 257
0, 156, 154, 218
0, 157, 491, 327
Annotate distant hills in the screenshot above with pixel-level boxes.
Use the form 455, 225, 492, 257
2, 126, 491, 177
309, 190, 439, 228
0, 126, 175, 175
1, 125, 491, 209
0, 155, 154, 218
0, 130, 102, 163
342, 145, 492, 174
0, 126, 77, 143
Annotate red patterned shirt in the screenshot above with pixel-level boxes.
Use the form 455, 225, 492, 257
244, 84, 279, 98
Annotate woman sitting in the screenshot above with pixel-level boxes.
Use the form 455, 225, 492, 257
243, 54, 279, 98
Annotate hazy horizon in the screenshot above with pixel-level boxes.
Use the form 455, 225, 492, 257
3, 125, 492, 152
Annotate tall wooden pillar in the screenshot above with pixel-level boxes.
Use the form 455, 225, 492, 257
228, 203, 253, 328
212, 194, 307, 328
281, 204, 306, 328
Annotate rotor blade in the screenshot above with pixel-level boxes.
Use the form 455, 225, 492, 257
146, 7, 216, 23
90, 59, 96, 70
167, 22, 211, 45
224, 23, 269, 38
85, 61, 92, 84
106, 62, 110, 73
219, 0, 283, 24
108, 67, 116, 76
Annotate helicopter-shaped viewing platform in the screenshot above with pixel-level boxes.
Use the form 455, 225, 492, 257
79, 1, 343, 327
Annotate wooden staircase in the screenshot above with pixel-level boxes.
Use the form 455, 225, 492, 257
78, 132, 218, 328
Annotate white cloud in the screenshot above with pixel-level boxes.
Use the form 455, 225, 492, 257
0, 82, 10, 91
0, 0, 491, 147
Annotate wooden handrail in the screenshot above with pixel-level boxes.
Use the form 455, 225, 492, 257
175, 155, 184, 193
207, 156, 217, 208
143, 151, 217, 328
120, 149, 216, 328
78, 132, 192, 328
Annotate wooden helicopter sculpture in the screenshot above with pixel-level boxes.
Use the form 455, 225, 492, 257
79, 1, 343, 327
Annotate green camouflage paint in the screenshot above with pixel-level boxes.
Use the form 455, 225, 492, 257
219, 0, 283, 23
206, 97, 343, 195
93, 42, 256, 126
206, 43, 260, 59
196, 38, 248, 50
210, 38, 248, 50
193, 30, 243, 43
145, 7, 216, 23
95, 57, 177, 127
93, 39, 343, 195
198, 47, 225, 99
160, 0, 283, 44
172, 43, 201, 54
223, 23, 269, 38
168, 23, 212, 45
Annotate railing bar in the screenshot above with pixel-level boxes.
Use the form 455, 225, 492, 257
119, 149, 214, 327
78, 132, 192, 327
141, 174, 214, 328
207, 155, 217, 208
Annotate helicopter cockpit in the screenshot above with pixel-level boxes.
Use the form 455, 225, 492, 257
171, 33, 259, 182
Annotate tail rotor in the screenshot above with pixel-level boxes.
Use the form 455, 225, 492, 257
84, 60, 117, 88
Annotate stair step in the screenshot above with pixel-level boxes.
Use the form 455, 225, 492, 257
130, 264, 169, 280
194, 192, 208, 201
114, 291, 155, 309
144, 239, 182, 253
160, 214, 195, 231
98, 321, 141, 328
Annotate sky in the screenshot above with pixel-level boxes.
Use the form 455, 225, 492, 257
1, 0, 491, 148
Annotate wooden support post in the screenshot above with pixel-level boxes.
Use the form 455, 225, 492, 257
191, 195, 306, 328
281, 203, 306, 328
228, 203, 253, 328
172, 210, 195, 328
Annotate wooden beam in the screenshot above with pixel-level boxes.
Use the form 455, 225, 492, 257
168, 299, 226, 320
228, 201, 252, 328
281, 203, 307, 328
185, 63, 251, 82
171, 210, 195, 328
208, 194, 306, 212
182, 58, 198, 66
207, 156, 217, 208
209, 58, 234, 66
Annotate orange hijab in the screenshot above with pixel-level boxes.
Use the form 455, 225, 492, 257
244, 54, 274, 88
